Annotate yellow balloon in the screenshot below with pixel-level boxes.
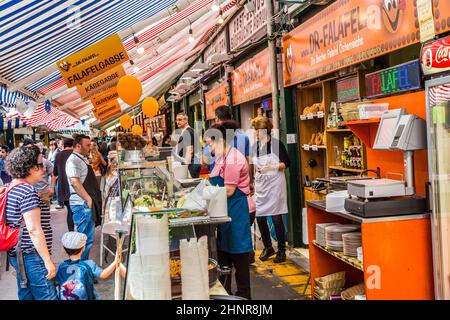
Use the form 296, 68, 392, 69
117, 75, 142, 106
131, 124, 143, 136
142, 97, 158, 118
120, 114, 132, 129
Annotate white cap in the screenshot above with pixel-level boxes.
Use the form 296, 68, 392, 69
61, 232, 87, 250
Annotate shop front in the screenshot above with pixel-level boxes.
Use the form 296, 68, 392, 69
281, 0, 449, 299
231, 47, 272, 132
204, 80, 228, 127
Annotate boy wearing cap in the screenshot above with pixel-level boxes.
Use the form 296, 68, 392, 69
56, 232, 126, 300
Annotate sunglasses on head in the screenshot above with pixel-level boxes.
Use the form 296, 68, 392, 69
36, 162, 44, 169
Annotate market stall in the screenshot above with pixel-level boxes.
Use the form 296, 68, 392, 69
101, 135, 232, 300
281, 0, 440, 300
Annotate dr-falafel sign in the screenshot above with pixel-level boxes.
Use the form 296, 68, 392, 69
56, 34, 129, 88
282, 0, 423, 86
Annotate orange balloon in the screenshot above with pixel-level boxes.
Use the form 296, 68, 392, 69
142, 97, 158, 118
117, 75, 142, 106
120, 114, 132, 129
131, 124, 143, 136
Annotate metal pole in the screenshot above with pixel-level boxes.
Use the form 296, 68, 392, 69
171, 102, 176, 132
265, 0, 279, 132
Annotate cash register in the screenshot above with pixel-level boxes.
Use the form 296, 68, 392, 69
344, 109, 428, 218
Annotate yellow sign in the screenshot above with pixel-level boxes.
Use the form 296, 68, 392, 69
90, 87, 119, 109
56, 34, 129, 88
77, 65, 126, 100
93, 100, 122, 121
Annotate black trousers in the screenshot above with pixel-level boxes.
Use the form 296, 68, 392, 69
63, 200, 74, 232
257, 215, 286, 251
218, 250, 251, 300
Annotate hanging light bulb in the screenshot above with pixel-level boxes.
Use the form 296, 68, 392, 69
130, 60, 139, 73
188, 27, 195, 43
137, 46, 145, 55
212, 1, 220, 12
217, 10, 224, 24
134, 33, 145, 55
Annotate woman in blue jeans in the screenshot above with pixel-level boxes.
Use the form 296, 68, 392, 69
4, 145, 57, 300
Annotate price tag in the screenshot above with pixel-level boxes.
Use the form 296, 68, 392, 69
311, 145, 318, 151
300, 115, 307, 121
287, 134, 297, 144
303, 144, 310, 151
317, 111, 324, 118
307, 113, 314, 120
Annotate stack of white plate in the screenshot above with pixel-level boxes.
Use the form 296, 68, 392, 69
316, 223, 339, 247
342, 232, 362, 257
357, 246, 363, 263
325, 225, 360, 251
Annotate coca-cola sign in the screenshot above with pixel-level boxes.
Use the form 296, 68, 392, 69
421, 36, 450, 76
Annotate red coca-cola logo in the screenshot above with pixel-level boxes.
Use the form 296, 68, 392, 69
436, 46, 450, 65
421, 36, 450, 75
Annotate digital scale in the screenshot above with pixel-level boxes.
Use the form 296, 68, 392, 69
344, 109, 428, 218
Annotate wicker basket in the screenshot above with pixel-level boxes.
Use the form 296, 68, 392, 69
315, 271, 346, 289
316, 278, 346, 289
316, 271, 346, 283
315, 286, 344, 297
341, 283, 365, 300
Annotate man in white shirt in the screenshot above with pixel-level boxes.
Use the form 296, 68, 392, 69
66, 134, 102, 260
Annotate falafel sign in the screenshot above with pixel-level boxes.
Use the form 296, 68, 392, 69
231, 48, 271, 105
282, 0, 423, 86
77, 65, 126, 100
92, 100, 121, 121
56, 34, 129, 88
89, 86, 119, 109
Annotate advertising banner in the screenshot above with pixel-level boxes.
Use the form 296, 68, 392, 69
77, 65, 126, 100
205, 82, 228, 120
421, 35, 450, 76
282, 0, 423, 86
89, 87, 119, 109
231, 48, 271, 105
56, 34, 129, 87
93, 100, 121, 121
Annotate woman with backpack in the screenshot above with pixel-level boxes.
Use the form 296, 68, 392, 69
3, 145, 57, 300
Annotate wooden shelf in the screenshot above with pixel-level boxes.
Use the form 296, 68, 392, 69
342, 118, 380, 125
329, 166, 364, 173
299, 113, 325, 121
302, 145, 327, 151
304, 187, 327, 195
327, 128, 352, 133
313, 241, 363, 271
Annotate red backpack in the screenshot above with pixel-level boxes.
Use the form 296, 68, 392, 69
0, 182, 28, 252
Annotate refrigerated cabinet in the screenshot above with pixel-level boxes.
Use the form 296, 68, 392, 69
425, 77, 450, 299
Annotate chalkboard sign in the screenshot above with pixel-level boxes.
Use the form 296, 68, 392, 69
337, 75, 360, 103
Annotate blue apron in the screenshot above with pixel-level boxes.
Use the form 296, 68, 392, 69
210, 157, 252, 254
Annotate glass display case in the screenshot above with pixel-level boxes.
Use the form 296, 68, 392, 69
108, 157, 231, 300
425, 76, 450, 299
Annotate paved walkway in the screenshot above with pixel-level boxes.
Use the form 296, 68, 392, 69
0, 206, 310, 300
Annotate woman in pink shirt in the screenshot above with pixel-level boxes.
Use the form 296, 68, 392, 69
206, 122, 253, 300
